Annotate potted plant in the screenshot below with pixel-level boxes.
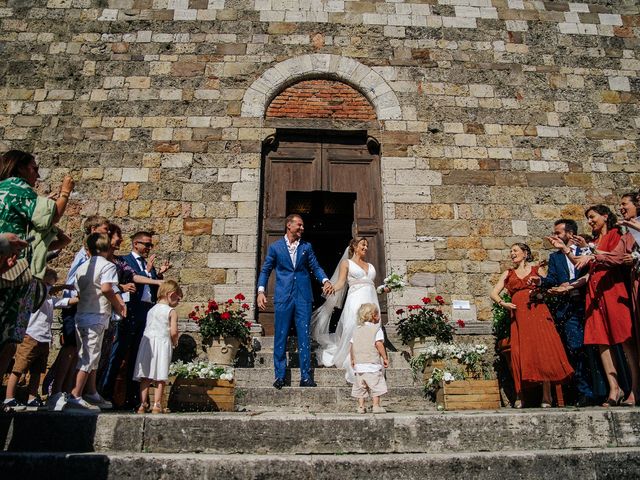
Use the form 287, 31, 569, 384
409, 342, 499, 410
167, 361, 235, 412
188, 293, 252, 366
396, 295, 463, 354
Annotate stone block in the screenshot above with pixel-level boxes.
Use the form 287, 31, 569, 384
183, 218, 213, 236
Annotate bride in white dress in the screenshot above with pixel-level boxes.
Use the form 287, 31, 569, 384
311, 237, 388, 383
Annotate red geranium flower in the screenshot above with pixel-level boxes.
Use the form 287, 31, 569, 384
422, 297, 431, 304
235, 293, 245, 301
208, 300, 218, 311
221, 311, 231, 320
457, 319, 466, 328
227, 299, 234, 305
435, 296, 444, 305
396, 309, 405, 315
241, 303, 250, 310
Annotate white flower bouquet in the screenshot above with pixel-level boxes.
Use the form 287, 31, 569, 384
376, 271, 406, 294
169, 360, 234, 381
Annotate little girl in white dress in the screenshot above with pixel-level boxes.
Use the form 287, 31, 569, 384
133, 280, 182, 414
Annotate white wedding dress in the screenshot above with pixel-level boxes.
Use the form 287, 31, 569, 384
311, 257, 381, 383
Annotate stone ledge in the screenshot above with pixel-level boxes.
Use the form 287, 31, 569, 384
2, 448, 640, 479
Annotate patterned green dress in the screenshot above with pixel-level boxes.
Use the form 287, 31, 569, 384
0, 177, 56, 346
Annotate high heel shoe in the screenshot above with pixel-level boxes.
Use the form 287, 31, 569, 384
540, 402, 552, 409
620, 393, 637, 407
602, 391, 624, 407
513, 399, 522, 409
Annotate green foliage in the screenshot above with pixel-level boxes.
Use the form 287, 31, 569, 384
491, 293, 511, 341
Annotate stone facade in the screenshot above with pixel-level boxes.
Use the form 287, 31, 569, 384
0, 0, 638, 324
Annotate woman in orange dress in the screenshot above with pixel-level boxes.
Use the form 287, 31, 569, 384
552, 204, 639, 406
491, 243, 574, 407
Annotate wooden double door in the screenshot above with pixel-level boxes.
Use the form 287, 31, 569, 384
258, 130, 385, 334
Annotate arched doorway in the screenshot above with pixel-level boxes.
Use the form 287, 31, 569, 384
257, 129, 385, 335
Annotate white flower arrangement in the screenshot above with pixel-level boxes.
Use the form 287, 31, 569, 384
376, 271, 406, 294
411, 342, 494, 400
169, 360, 234, 381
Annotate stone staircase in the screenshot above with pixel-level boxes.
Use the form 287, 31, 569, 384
234, 335, 432, 412
2, 409, 640, 478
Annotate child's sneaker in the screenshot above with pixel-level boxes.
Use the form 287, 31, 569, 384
83, 393, 113, 410
25, 396, 45, 411
372, 405, 386, 414
47, 392, 68, 412
3, 399, 26, 412
356, 406, 366, 414
66, 395, 100, 411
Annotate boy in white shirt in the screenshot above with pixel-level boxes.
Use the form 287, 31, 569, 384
67, 233, 125, 410
3, 268, 77, 411
350, 303, 389, 414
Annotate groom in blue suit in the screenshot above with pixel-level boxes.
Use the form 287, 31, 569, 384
257, 214, 333, 389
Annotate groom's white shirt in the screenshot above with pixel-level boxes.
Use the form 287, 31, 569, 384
257, 236, 327, 293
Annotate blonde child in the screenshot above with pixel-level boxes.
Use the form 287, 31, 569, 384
350, 303, 389, 414
68, 233, 125, 410
133, 280, 181, 414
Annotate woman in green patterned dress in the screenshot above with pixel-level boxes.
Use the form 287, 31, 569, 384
0, 150, 75, 380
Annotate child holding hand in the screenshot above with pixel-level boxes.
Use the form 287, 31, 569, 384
350, 303, 389, 414
133, 280, 182, 414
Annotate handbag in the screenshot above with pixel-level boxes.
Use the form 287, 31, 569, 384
0, 257, 32, 289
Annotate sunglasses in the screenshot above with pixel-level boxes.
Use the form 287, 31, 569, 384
136, 241, 154, 248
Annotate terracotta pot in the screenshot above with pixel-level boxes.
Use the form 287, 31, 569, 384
205, 336, 241, 366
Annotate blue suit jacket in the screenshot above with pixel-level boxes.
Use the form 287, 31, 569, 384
540, 250, 587, 288
121, 252, 158, 305
257, 238, 327, 306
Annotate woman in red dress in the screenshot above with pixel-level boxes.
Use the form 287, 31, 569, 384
491, 243, 574, 408
554, 204, 639, 406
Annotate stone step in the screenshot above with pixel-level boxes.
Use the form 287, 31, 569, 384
4, 410, 639, 455
254, 334, 404, 352
235, 386, 431, 412
243, 350, 412, 369
234, 367, 418, 387
3, 448, 640, 479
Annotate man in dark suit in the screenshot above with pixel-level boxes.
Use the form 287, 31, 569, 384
538, 219, 595, 406
101, 231, 170, 407
257, 214, 333, 389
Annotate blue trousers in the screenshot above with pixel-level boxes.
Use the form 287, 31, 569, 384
273, 299, 312, 382
100, 302, 152, 405
554, 299, 594, 399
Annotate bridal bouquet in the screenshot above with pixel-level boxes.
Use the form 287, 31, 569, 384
377, 271, 405, 294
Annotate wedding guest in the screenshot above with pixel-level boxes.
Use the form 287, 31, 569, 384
101, 231, 170, 408
350, 303, 388, 414
0, 150, 74, 388
46, 215, 109, 410
3, 268, 76, 411
531, 219, 595, 406
549, 205, 639, 406
67, 233, 125, 410
490, 243, 574, 407
133, 280, 182, 414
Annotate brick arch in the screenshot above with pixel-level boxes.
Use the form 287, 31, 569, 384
266, 79, 377, 121
241, 54, 402, 120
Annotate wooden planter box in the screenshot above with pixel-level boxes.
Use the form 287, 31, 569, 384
435, 379, 501, 410
168, 377, 235, 412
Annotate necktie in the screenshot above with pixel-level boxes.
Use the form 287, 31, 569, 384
138, 256, 147, 272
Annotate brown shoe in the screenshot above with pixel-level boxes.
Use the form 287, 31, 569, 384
151, 402, 164, 414
136, 403, 149, 414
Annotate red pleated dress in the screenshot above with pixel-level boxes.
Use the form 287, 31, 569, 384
505, 266, 574, 394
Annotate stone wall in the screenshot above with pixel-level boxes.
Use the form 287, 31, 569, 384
0, 0, 638, 323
